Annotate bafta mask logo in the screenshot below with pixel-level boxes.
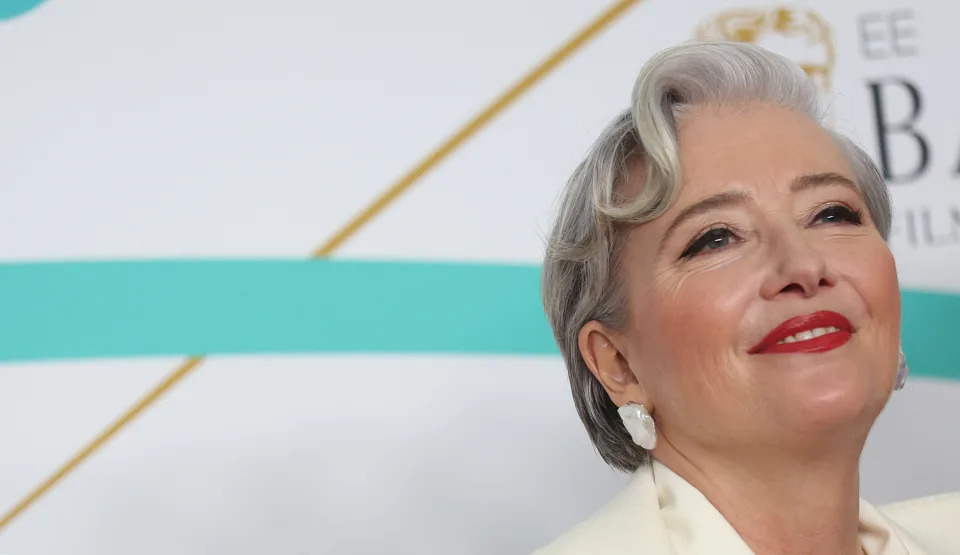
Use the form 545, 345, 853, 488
695, 7, 835, 95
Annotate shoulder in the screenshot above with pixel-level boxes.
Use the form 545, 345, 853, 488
530, 500, 663, 555
879, 492, 960, 552
530, 516, 623, 555
530, 466, 668, 555
530, 491, 658, 555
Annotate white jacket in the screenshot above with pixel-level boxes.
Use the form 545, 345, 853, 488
534, 460, 960, 554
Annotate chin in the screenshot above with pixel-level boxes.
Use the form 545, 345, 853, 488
789, 368, 887, 438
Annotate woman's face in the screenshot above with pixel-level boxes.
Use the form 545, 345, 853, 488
609, 102, 901, 456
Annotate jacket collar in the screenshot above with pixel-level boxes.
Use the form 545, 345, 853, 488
581, 460, 923, 554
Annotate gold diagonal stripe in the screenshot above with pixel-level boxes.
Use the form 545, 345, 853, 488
313, 0, 643, 256
0, 0, 643, 533
0, 356, 204, 532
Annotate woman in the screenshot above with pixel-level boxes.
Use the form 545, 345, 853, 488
536, 41, 959, 554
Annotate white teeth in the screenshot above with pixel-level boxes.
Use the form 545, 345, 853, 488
775, 326, 841, 345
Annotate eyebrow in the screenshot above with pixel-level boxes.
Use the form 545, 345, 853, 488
658, 172, 860, 253
789, 172, 858, 194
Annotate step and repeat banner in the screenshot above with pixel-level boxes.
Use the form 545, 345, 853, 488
1, 1, 958, 553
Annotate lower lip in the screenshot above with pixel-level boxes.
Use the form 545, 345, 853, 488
756, 330, 852, 354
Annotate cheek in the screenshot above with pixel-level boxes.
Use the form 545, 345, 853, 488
842, 242, 901, 338
826, 232, 900, 312
653, 257, 758, 343
635, 261, 759, 387
876, 250, 901, 321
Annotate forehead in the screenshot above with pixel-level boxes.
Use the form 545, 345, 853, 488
673, 102, 852, 202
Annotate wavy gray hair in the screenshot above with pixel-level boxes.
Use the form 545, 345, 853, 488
541, 40, 891, 473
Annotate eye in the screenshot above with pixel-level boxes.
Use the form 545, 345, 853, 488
680, 227, 738, 259
812, 204, 863, 226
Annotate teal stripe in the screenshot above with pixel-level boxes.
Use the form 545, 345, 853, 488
0, 260, 555, 361
0, 260, 957, 381
900, 289, 960, 381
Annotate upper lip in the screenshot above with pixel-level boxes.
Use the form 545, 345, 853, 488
748, 310, 854, 354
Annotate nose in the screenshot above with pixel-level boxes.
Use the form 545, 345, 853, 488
759, 227, 837, 300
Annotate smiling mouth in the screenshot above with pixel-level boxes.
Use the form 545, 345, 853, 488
749, 311, 854, 355
776, 326, 842, 344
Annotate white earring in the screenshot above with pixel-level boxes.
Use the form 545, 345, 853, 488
895, 348, 909, 391
618, 402, 657, 449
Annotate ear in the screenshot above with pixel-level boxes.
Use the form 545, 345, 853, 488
578, 320, 646, 408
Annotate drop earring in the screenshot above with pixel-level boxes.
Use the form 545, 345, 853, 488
618, 402, 657, 449
895, 348, 909, 391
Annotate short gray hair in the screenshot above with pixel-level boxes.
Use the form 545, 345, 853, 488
541, 40, 891, 473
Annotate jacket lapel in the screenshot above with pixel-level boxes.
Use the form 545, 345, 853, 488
652, 461, 755, 554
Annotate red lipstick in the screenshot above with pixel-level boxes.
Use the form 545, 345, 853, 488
749, 310, 853, 354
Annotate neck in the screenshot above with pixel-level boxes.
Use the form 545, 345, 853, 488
657, 441, 865, 555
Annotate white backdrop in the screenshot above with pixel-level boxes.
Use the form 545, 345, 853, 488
1, 1, 958, 553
